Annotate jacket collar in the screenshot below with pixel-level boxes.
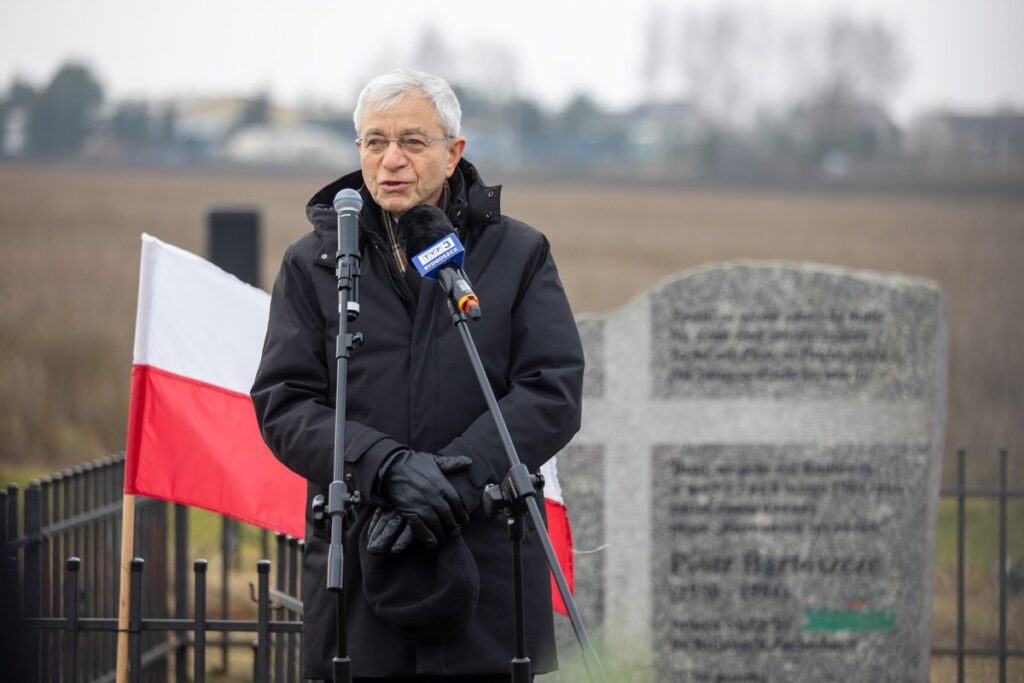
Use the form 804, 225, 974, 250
305, 158, 501, 249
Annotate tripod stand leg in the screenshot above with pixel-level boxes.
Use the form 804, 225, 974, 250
459, 317, 606, 683
510, 516, 532, 683
333, 586, 351, 681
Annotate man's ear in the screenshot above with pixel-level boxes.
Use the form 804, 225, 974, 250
446, 137, 466, 177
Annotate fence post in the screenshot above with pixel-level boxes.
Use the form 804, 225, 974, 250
257, 560, 271, 683
275, 534, 286, 683
57, 470, 72, 683
0, 489, 7, 553
102, 456, 117, 675
25, 480, 42, 679
129, 558, 144, 683
63, 469, 74, 561
5, 483, 17, 545
149, 499, 170, 681
293, 539, 303, 682
220, 517, 233, 672
82, 463, 96, 682
63, 557, 81, 683
174, 504, 188, 683
194, 559, 207, 683
955, 446, 966, 683
1, 526, 24, 682
50, 473, 63, 628
997, 448, 1008, 683
71, 466, 83, 562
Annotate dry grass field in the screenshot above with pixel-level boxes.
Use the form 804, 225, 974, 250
1, 161, 1020, 483
0, 161, 1021, 678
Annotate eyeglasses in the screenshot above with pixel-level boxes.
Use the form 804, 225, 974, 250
355, 134, 452, 155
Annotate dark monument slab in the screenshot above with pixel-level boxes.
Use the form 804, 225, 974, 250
548, 262, 948, 683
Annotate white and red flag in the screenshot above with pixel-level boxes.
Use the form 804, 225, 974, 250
540, 457, 575, 615
124, 233, 305, 536
124, 234, 574, 611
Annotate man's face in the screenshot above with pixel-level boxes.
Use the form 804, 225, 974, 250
358, 96, 465, 216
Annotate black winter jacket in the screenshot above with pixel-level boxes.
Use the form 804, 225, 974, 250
251, 159, 584, 678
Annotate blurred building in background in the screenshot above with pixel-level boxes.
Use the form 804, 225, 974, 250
908, 110, 1024, 173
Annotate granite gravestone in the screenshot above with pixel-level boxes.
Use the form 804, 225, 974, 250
548, 262, 948, 683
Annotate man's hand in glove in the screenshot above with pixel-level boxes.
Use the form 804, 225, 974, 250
373, 451, 472, 552
366, 506, 415, 555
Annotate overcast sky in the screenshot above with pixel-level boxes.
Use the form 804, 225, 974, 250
1, 0, 1021, 123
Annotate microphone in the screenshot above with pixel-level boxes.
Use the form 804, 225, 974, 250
399, 204, 481, 321
333, 189, 362, 320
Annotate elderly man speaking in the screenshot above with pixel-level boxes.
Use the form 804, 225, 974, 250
251, 69, 584, 682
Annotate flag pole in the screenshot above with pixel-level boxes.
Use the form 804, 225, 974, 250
115, 492, 137, 683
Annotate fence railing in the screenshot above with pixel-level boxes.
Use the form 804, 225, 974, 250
1, 448, 1021, 682
1, 454, 305, 682
931, 448, 1023, 681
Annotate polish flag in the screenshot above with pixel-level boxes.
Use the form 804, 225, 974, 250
124, 233, 305, 537
124, 234, 574, 611
539, 458, 574, 616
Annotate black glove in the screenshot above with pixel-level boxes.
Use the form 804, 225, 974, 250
367, 453, 473, 555
378, 451, 472, 549
366, 506, 415, 555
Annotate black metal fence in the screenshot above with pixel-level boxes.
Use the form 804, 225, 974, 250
1, 449, 1021, 682
1, 454, 305, 682
931, 448, 1024, 681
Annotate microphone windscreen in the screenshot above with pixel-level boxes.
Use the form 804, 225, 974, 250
334, 188, 363, 213
398, 204, 455, 258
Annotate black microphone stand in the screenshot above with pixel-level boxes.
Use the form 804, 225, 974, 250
441, 297, 607, 683
311, 198, 363, 683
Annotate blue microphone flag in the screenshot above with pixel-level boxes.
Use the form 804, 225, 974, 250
411, 233, 466, 280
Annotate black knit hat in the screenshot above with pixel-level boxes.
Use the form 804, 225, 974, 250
359, 522, 480, 639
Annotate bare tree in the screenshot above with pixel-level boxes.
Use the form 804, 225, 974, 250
677, 6, 763, 130
352, 25, 457, 112
412, 25, 456, 81
780, 15, 909, 161
460, 42, 520, 102
791, 14, 909, 107
641, 4, 669, 101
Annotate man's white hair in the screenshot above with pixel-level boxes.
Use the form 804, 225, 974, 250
353, 69, 462, 137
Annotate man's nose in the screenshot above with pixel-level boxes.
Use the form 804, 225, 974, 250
381, 140, 408, 168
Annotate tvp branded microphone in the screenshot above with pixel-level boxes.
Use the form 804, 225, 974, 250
333, 188, 363, 320
399, 204, 482, 321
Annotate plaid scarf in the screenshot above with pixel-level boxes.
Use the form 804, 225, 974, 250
380, 182, 451, 275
